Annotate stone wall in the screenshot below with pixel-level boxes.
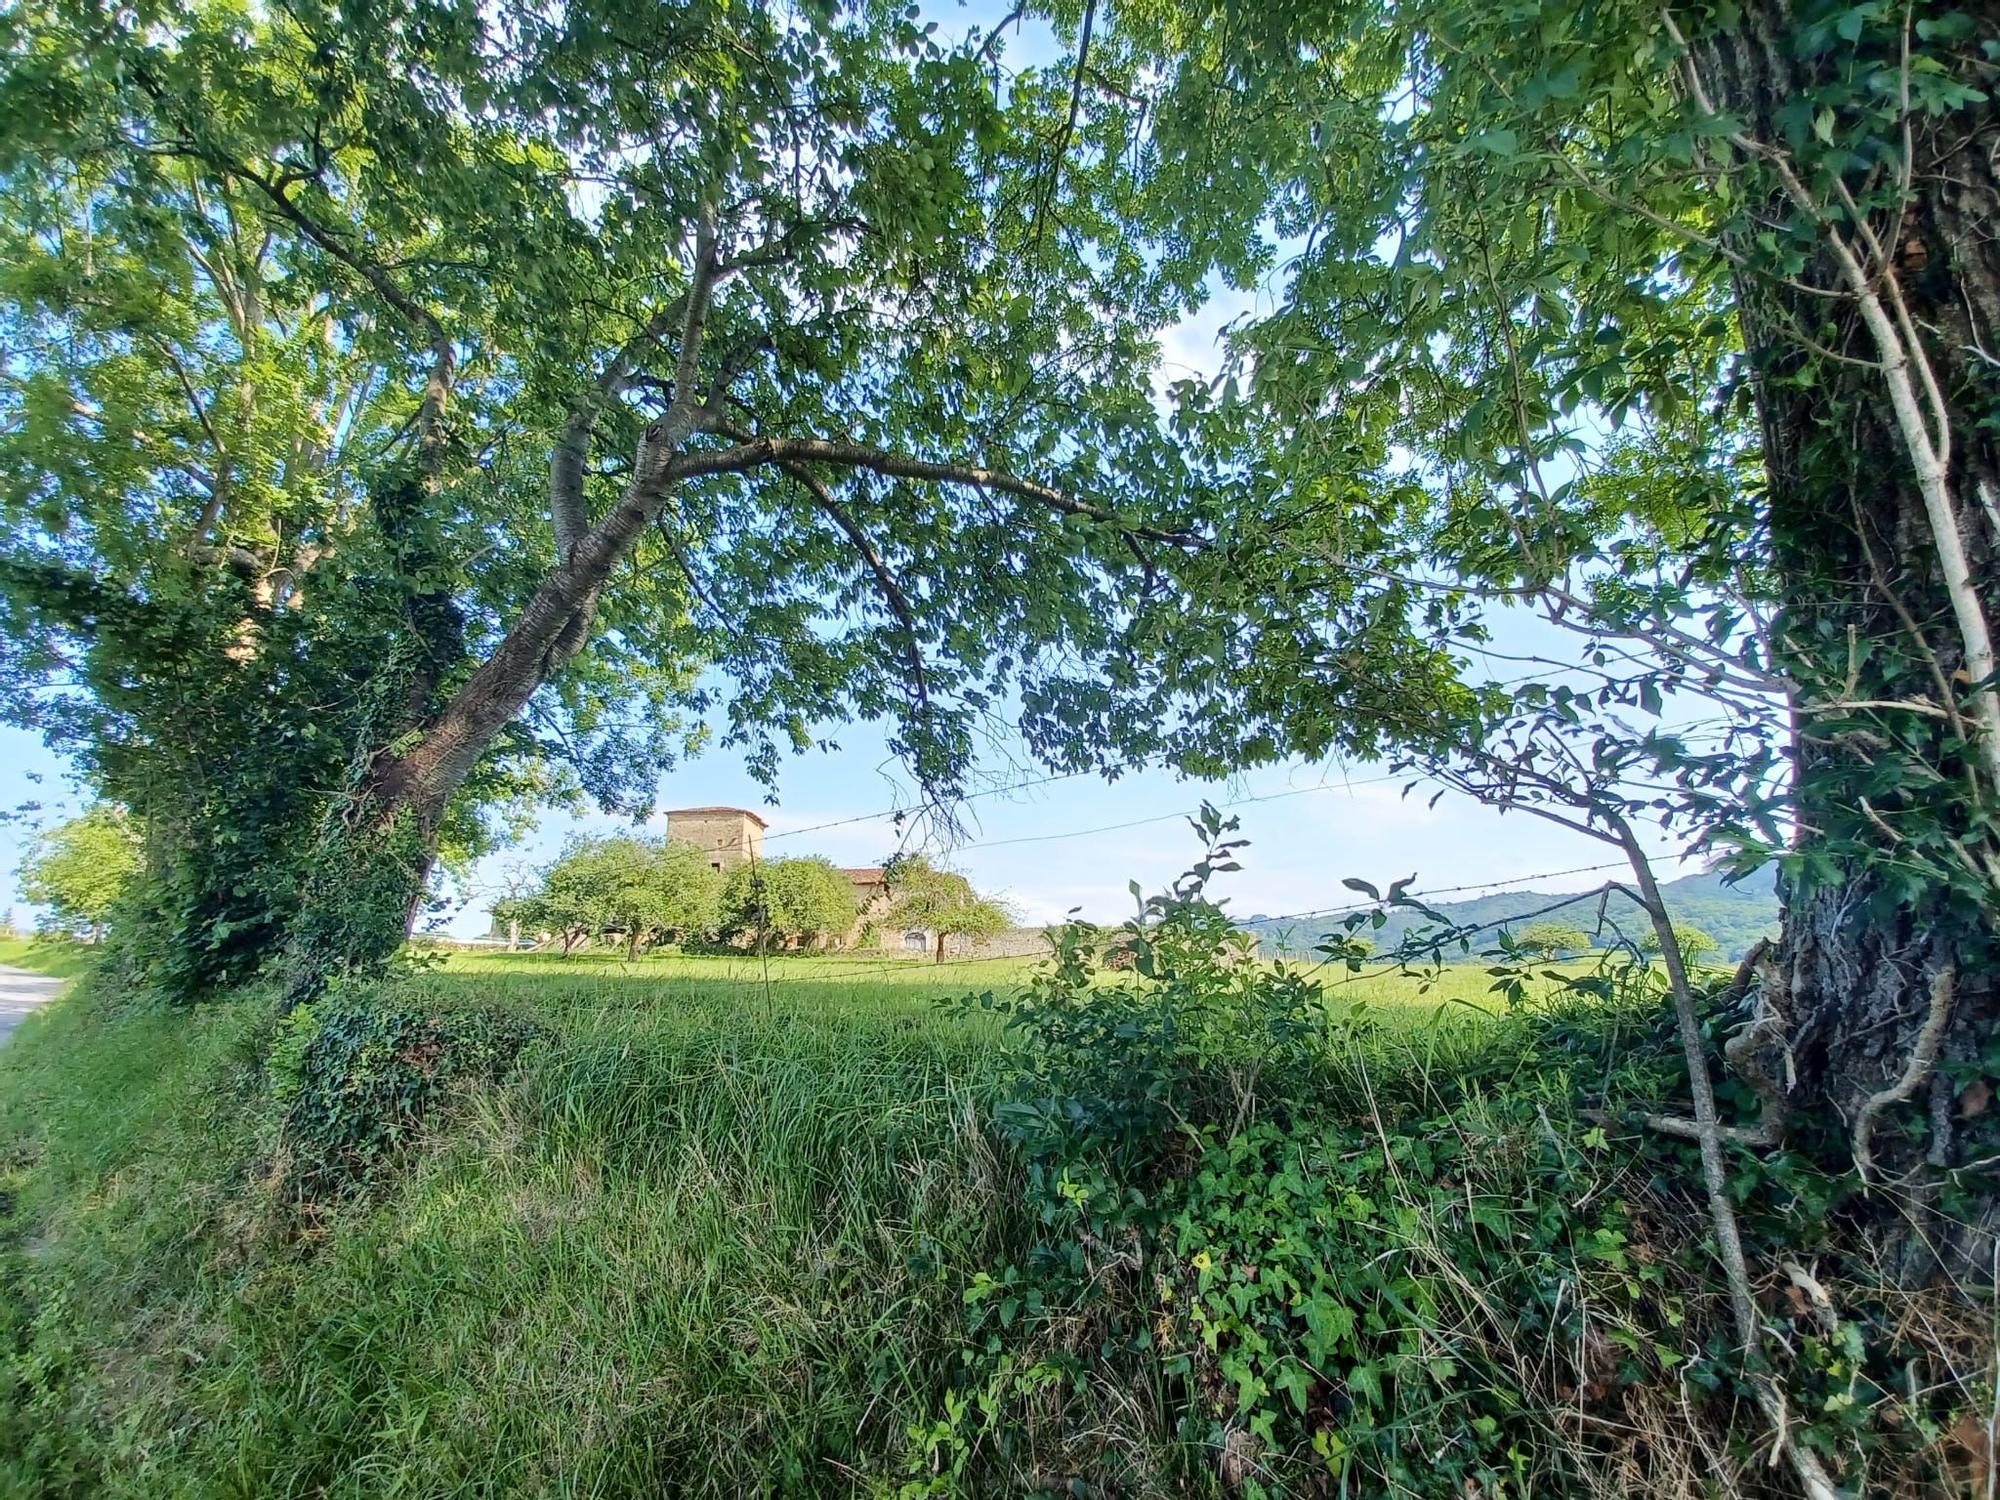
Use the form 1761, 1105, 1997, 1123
870, 925, 1055, 960
960, 926, 1056, 959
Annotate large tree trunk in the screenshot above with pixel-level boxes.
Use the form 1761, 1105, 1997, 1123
274, 551, 611, 1008
277, 474, 479, 1009
277, 416, 694, 1007
1701, 3, 2000, 1276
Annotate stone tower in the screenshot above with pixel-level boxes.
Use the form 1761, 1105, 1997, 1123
663, 806, 767, 872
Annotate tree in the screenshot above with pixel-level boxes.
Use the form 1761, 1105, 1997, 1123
1513, 923, 1592, 961
722, 858, 858, 949
882, 855, 1013, 962
485, 858, 543, 947
625, 841, 728, 958
986, 9, 1995, 1480
488, 894, 535, 952
563, 838, 660, 962
0, 0, 1219, 1004
509, 836, 722, 958
1642, 923, 1719, 967
1027, 0, 1999, 1258
17, 806, 142, 941
507, 843, 614, 958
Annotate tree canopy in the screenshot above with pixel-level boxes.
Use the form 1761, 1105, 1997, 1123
1641, 921, 1720, 965
505, 835, 723, 957
0, 0, 1242, 996
1021, 0, 1997, 1190
16, 805, 143, 939
1513, 922, 1593, 961
722, 857, 859, 947
883, 854, 1014, 961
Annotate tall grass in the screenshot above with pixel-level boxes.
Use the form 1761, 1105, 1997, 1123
1, 956, 1025, 1495
0, 949, 1517, 1496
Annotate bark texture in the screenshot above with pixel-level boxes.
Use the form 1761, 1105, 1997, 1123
1700, 1, 2000, 1276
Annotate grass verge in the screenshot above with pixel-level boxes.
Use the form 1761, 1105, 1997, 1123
0, 956, 1031, 1496
6, 939, 1970, 1496
0, 937, 98, 981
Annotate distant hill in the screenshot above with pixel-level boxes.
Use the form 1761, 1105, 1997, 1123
1243, 864, 1780, 963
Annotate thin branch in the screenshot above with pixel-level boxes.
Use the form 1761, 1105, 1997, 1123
227, 161, 457, 479
1033, 0, 1097, 248
973, 2, 1029, 65
659, 435, 1201, 547
779, 461, 931, 710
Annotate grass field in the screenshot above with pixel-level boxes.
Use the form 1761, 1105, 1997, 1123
0, 942, 1574, 1497
0, 936, 100, 980
431, 944, 1524, 1025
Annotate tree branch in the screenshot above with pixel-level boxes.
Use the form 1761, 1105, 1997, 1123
778, 462, 931, 709
226, 161, 457, 479
1033, 0, 1097, 248
551, 301, 684, 561
659, 435, 1200, 546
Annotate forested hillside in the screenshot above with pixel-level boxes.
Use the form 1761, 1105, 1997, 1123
1247, 867, 1782, 961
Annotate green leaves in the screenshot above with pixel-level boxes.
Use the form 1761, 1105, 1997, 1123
881, 855, 1012, 949
14, 804, 142, 938
721, 857, 859, 945
270, 994, 539, 1196
2, 0, 1243, 991
513, 834, 728, 956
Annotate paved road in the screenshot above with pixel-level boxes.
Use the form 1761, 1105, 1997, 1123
0, 965, 66, 1046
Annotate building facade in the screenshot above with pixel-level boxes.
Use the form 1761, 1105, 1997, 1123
658, 806, 1050, 959
663, 806, 767, 872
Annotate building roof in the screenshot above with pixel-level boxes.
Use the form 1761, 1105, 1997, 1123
664, 805, 769, 828
841, 866, 888, 884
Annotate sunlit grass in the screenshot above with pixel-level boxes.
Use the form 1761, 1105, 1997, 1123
428, 943, 1546, 1033
0, 938, 1590, 1495
0, 935, 97, 980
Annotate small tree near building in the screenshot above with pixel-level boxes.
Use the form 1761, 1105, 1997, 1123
511, 836, 723, 957
722, 858, 858, 949
509, 840, 613, 956
883, 856, 1013, 964
629, 841, 727, 957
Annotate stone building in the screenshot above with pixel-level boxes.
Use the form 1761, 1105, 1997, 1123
659, 805, 1050, 958
663, 806, 766, 872
664, 807, 886, 947
841, 866, 895, 946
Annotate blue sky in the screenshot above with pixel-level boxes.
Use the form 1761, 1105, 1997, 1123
0, 629, 1689, 941
0, 0, 1716, 940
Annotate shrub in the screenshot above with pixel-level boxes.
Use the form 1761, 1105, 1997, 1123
270, 995, 539, 1195
968, 813, 1360, 1198
909, 821, 1707, 1495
